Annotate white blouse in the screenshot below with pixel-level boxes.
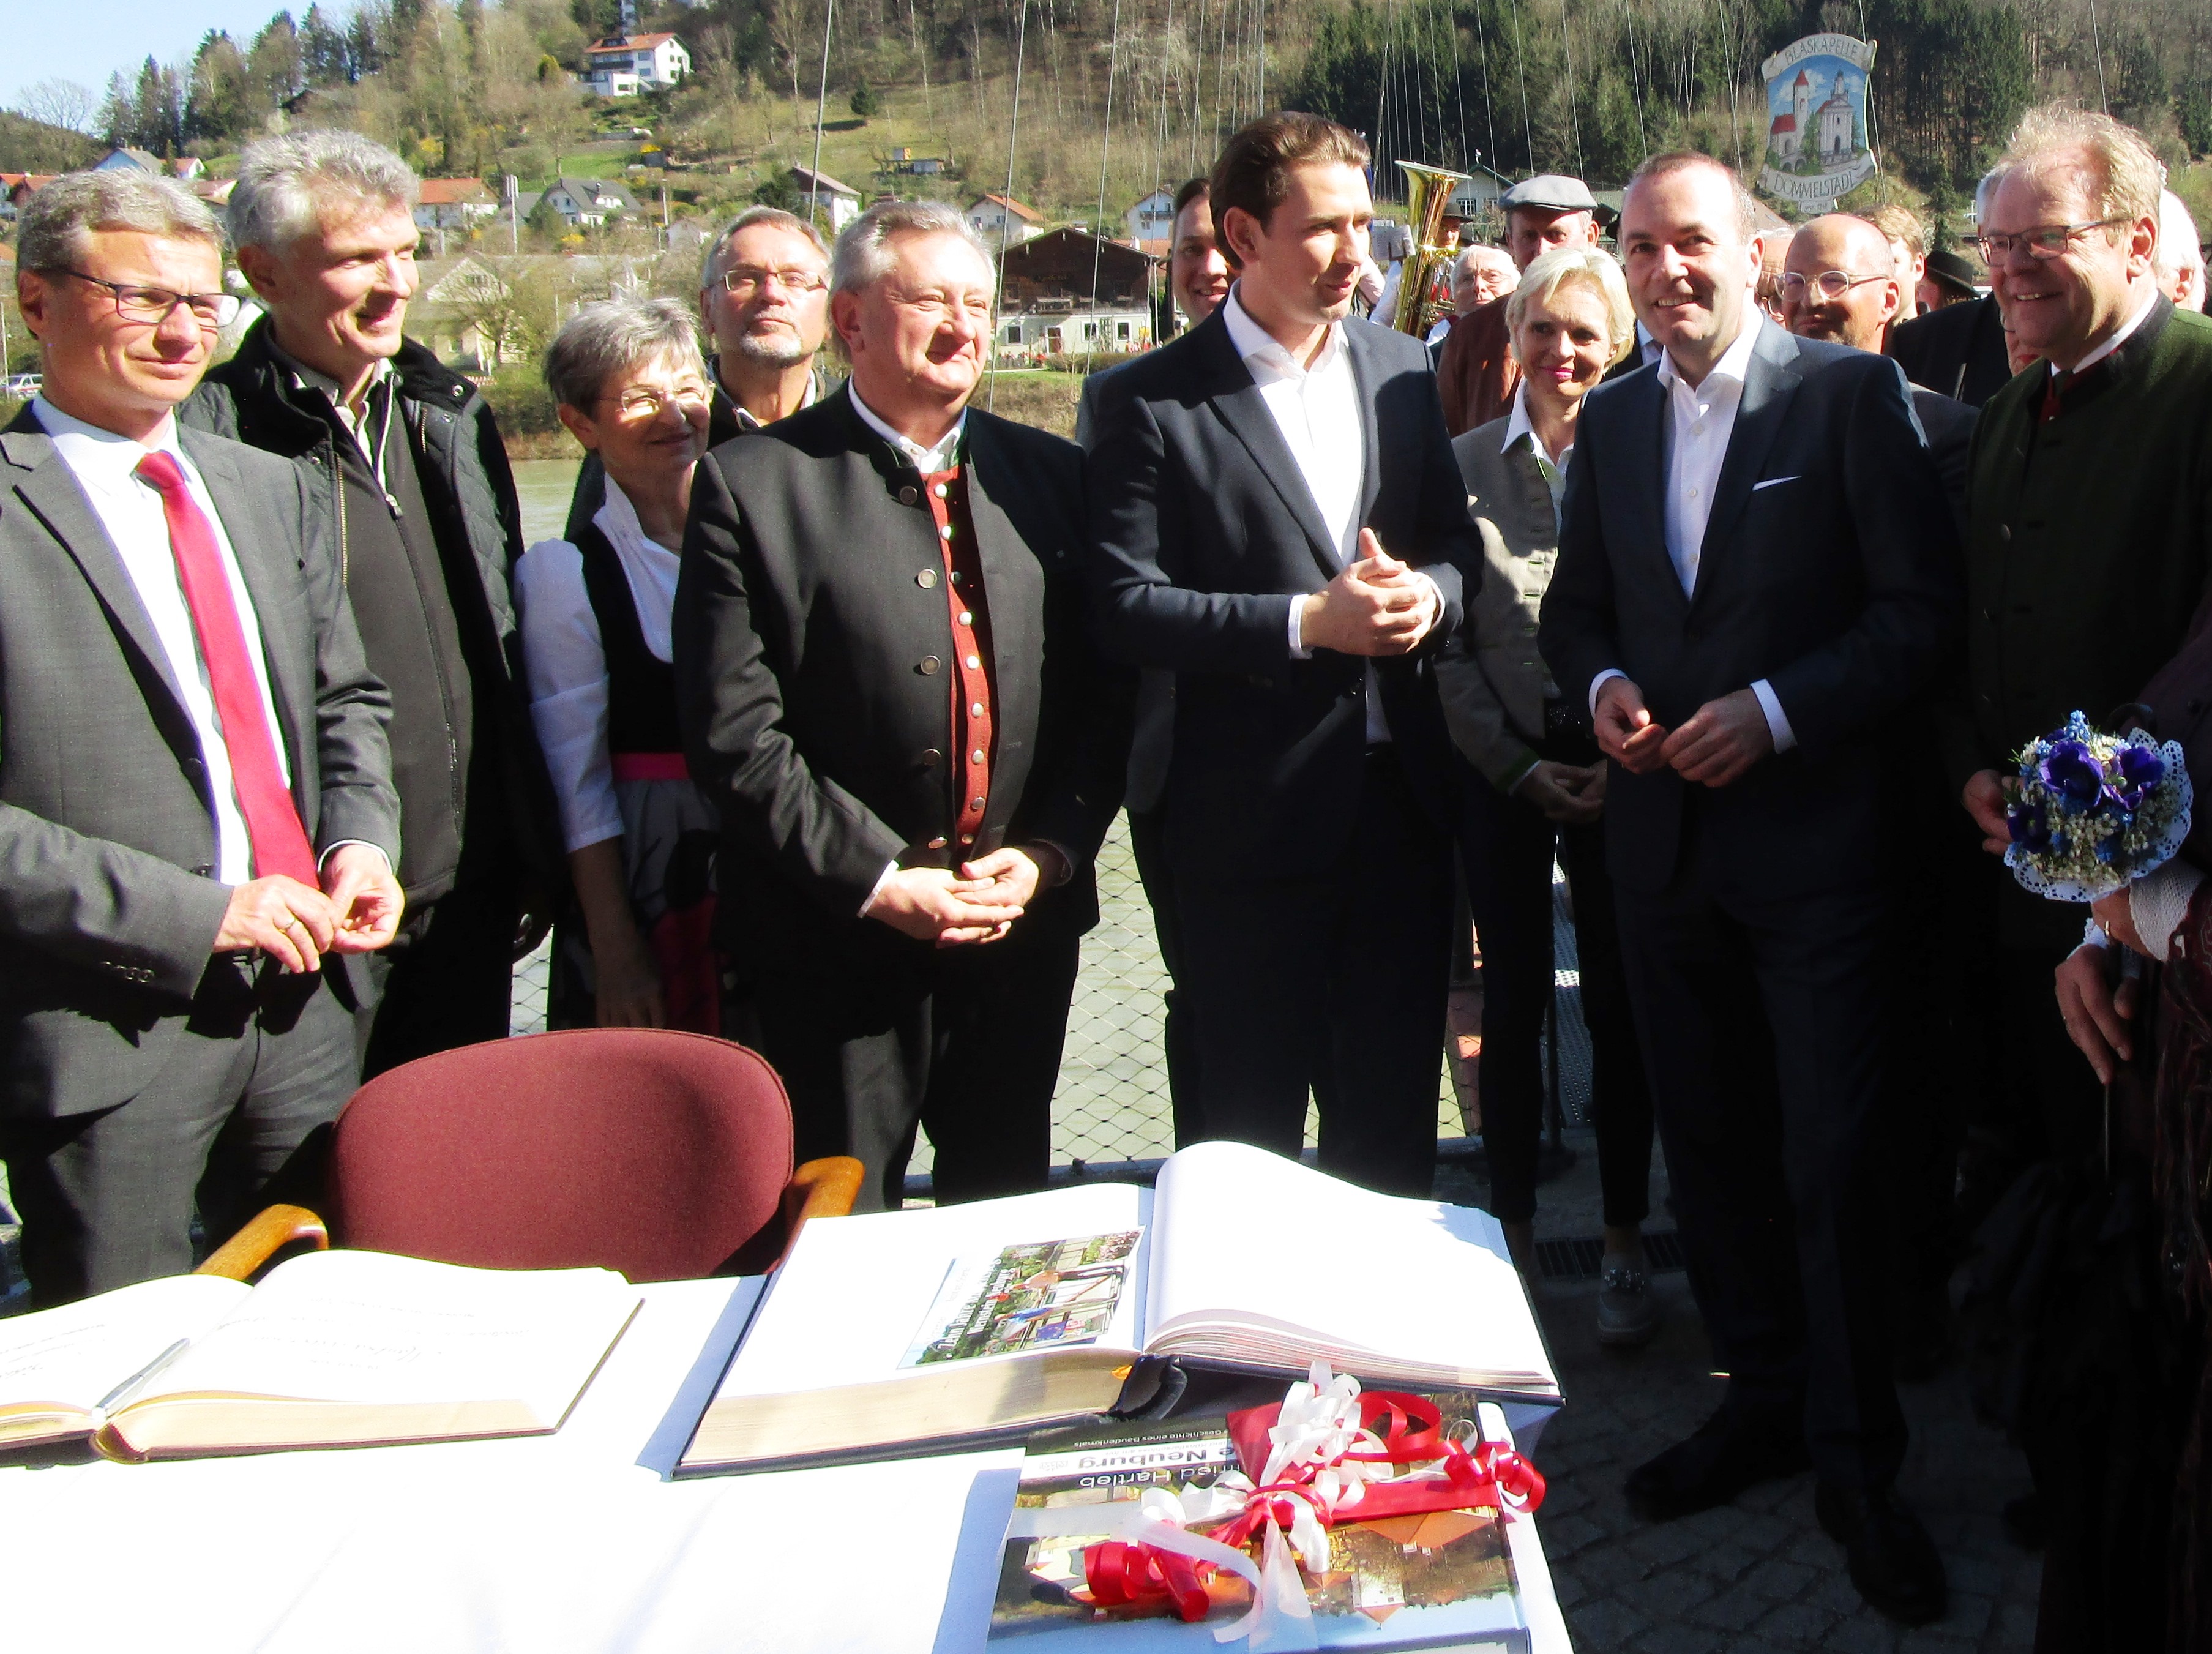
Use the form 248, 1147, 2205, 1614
514, 480, 683, 855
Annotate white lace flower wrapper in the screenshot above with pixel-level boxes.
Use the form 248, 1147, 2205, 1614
2003, 711, 2193, 903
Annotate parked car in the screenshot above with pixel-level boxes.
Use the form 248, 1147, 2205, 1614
2, 374, 41, 397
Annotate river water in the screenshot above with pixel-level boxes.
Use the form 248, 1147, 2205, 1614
512, 457, 584, 547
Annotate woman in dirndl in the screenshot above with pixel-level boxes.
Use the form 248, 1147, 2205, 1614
515, 296, 722, 1031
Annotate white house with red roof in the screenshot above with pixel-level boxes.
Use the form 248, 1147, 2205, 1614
583, 32, 691, 97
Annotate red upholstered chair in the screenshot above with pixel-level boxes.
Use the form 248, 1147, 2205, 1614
198, 1029, 861, 1282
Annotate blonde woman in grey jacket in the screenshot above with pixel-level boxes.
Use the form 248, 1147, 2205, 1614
1437, 247, 1661, 1346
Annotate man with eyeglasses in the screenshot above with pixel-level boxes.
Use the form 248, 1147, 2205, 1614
0, 170, 402, 1305
1888, 171, 2013, 408
1949, 105, 2212, 1319
566, 207, 832, 536
182, 130, 562, 1079
1782, 214, 1976, 530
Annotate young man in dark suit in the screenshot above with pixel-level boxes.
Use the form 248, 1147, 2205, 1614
0, 172, 403, 1304
1539, 151, 1961, 1623
676, 201, 1130, 1213
1083, 112, 1476, 1198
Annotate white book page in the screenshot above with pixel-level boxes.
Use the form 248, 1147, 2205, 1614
141, 1251, 638, 1421
0, 1275, 247, 1414
717, 1181, 1152, 1398
1143, 1141, 1553, 1386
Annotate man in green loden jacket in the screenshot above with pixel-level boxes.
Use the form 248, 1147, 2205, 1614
1953, 105, 2212, 1195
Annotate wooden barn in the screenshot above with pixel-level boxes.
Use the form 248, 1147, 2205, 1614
994, 228, 1161, 358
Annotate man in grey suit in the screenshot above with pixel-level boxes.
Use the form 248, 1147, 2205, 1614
0, 171, 402, 1305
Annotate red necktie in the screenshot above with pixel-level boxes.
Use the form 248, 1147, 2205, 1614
135, 451, 319, 886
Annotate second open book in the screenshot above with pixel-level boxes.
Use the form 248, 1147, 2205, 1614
679, 1140, 1558, 1475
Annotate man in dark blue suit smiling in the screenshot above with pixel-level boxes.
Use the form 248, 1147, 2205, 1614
1539, 151, 1961, 1625
1084, 113, 1475, 1198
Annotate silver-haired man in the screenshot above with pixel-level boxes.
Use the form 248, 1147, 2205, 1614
1, 171, 401, 1302
673, 200, 1132, 1210
181, 129, 562, 1077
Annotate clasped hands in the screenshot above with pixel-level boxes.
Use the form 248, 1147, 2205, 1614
212, 844, 406, 973
1299, 530, 1440, 657
864, 844, 1068, 948
1594, 678, 1773, 788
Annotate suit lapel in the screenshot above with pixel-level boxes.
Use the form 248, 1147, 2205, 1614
1610, 366, 1687, 618
0, 425, 192, 717
1192, 313, 1343, 581
1344, 323, 1384, 534
1692, 323, 1800, 607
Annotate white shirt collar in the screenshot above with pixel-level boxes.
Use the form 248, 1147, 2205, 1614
1500, 383, 1571, 487
31, 397, 188, 488
2057, 282, 2159, 378
848, 383, 965, 473
592, 474, 681, 557
1222, 282, 1346, 378
1656, 310, 1764, 396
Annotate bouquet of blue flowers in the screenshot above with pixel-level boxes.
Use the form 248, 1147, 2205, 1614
2004, 711, 2192, 902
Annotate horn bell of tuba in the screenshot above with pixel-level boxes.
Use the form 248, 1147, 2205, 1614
1391, 160, 1474, 337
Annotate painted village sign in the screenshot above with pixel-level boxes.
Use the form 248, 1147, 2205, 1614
1758, 33, 1879, 205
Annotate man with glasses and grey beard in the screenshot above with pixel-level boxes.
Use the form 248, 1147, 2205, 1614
567, 206, 831, 533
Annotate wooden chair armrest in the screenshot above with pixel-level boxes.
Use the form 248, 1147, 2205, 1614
195, 1203, 330, 1281
772, 1156, 863, 1269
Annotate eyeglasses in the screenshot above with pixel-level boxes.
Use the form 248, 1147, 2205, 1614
1971, 219, 2127, 263
720, 265, 828, 299
599, 384, 712, 419
55, 269, 242, 329
1779, 269, 1890, 302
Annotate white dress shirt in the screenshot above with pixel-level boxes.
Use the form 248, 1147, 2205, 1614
35, 398, 291, 885
1500, 382, 1572, 520
1222, 283, 1440, 744
1587, 316, 1794, 752
515, 480, 681, 855
849, 384, 965, 472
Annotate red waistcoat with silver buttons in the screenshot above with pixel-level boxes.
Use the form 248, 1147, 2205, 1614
919, 465, 998, 851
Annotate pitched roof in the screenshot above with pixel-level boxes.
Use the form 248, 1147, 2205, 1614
419, 178, 496, 204
1771, 114, 1797, 133
586, 32, 679, 54
790, 165, 859, 197
972, 192, 1042, 221
552, 176, 640, 212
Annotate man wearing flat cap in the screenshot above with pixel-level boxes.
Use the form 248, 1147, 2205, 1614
1437, 174, 1604, 436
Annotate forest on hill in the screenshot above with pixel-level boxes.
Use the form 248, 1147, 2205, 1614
9, 0, 2210, 228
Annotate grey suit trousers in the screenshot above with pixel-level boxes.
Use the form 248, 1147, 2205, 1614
1, 958, 355, 1307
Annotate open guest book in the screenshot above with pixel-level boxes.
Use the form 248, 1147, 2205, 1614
0, 1249, 641, 1461
678, 1140, 1558, 1476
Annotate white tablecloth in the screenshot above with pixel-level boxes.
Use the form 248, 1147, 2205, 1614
0, 1279, 1574, 1653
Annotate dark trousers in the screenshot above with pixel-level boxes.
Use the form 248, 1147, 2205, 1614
1172, 747, 1452, 1197
1126, 807, 1204, 1149
0, 960, 355, 1307
1455, 740, 1654, 1228
349, 877, 520, 1079
1614, 852, 1905, 1492
749, 918, 1082, 1213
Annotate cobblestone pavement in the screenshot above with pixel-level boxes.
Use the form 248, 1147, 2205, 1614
1435, 1145, 2044, 1653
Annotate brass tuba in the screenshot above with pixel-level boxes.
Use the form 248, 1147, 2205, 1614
1391, 160, 1474, 337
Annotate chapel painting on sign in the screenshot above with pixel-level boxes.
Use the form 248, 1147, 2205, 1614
1758, 33, 1880, 208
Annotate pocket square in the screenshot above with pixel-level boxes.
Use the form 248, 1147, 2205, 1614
1752, 476, 1801, 492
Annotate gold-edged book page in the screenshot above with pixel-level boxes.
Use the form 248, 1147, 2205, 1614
95, 1393, 551, 1461
681, 1344, 1138, 1473
0, 1401, 97, 1450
